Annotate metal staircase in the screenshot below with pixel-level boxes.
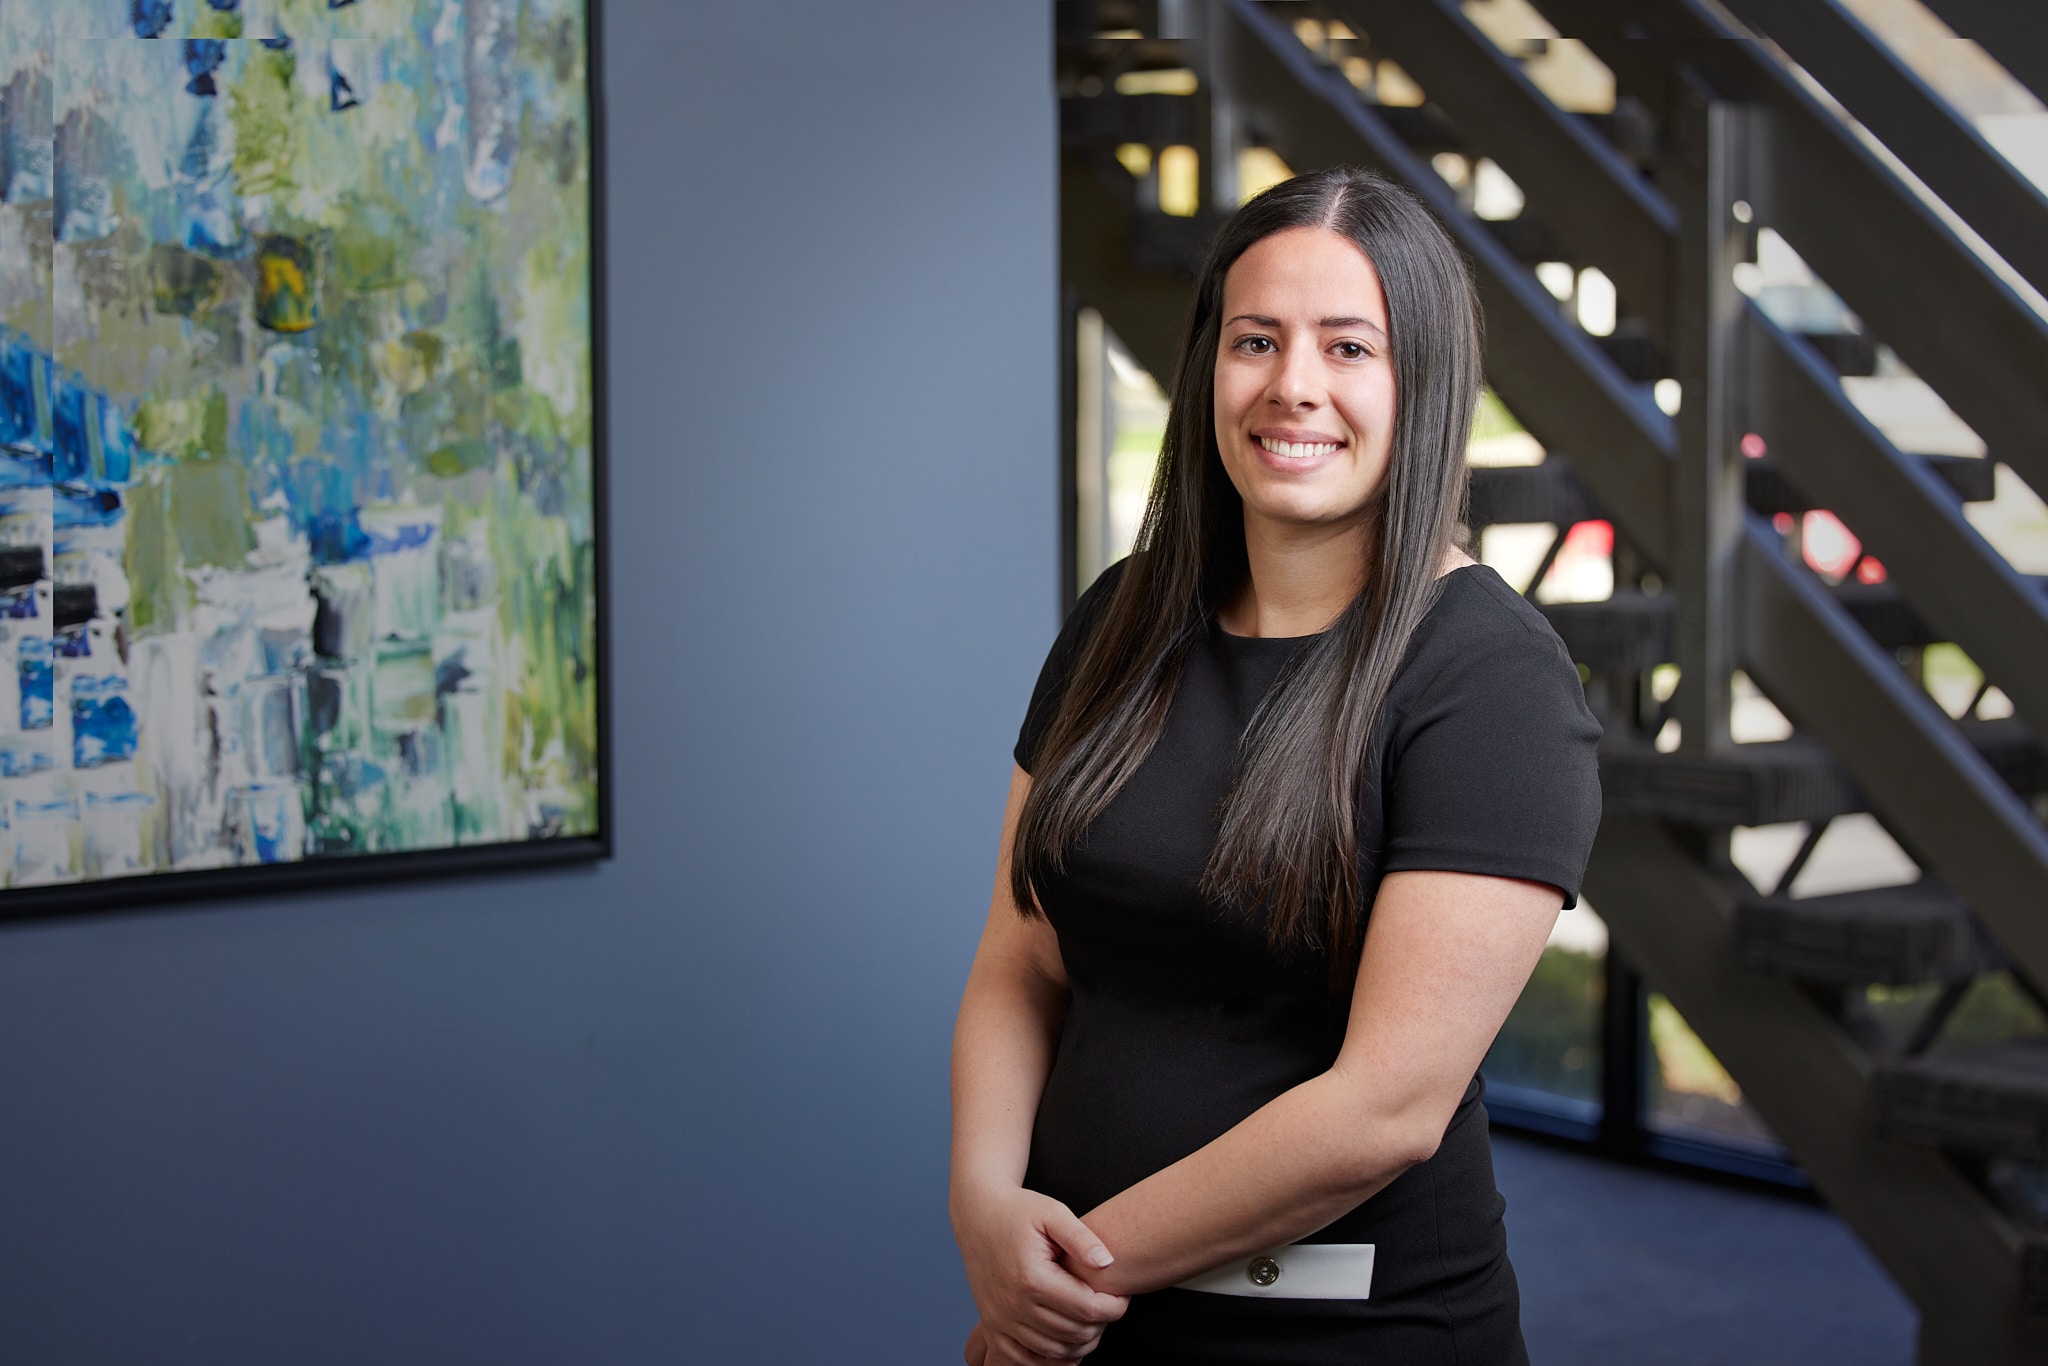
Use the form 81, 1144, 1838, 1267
1057, 1, 2048, 1357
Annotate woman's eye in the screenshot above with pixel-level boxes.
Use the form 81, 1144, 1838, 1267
1234, 336, 1274, 354
1333, 341, 1368, 360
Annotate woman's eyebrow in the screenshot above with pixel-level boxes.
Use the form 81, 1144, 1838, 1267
1223, 311, 1386, 339
1318, 315, 1387, 338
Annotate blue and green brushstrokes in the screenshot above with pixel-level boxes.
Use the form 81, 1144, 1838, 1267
0, 0, 597, 886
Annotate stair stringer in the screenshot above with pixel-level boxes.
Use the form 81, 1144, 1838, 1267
1737, 521, 2048, 992
1584, 815, 2042, 1364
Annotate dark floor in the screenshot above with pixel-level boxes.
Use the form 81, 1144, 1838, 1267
1493, 1132, 1917, 1365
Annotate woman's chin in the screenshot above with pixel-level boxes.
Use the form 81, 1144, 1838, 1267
1243, 499, 1373, 536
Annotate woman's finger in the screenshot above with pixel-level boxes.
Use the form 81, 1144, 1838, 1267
999, 1314, 1097, 1362
965, 1319, 989, 1365
988, 1328, 1076, 1366
1021, 1262, 1130, 1328
1012, 1282, 1116, 1344
1039, 1204, 1116, 1275
1029, 1206, 1129, 1325
1006, 1284, 1102, 1342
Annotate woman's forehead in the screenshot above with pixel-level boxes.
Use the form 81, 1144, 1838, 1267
1222, 228, 1386, 321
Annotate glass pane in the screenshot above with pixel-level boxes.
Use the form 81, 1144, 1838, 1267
1073, 311, 1166, 593
1645, 992, 1782, 1151
1863, 972, 2047, 1056
1484, 900, 1605, 1111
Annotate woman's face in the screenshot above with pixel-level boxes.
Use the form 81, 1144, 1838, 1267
1212, 226, 1396, 538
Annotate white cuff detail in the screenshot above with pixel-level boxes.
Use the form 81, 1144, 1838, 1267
1175, 1243, 1376, 1300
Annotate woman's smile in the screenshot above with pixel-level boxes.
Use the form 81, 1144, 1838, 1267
1252, 430, 1348, 468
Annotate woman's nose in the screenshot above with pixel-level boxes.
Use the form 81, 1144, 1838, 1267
1270, 348, 1321, 408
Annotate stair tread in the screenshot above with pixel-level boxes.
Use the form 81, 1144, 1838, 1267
1878, 1039, 2048, 1160
1740, 879, 1967, 921
1539, 582, 2048, 615
1601, 739, 1864, 825
1885, 1039, 2048, 1094
1601, 721, 2043, 825
1735, 879, 1991, 984
1465, 461, 1604, 528
1466, 454, 2001, 532
1539, 582, 2048, 664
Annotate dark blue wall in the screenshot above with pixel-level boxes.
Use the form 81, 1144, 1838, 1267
0, 4, 1056, 1361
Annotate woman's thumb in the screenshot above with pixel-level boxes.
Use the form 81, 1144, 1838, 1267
1043, 1206, 1115, 1269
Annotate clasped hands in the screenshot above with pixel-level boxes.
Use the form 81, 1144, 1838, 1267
954, 1184, 1128, 1365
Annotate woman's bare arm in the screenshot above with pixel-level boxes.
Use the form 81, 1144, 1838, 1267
1068, 868, 1563, 1296
951, 767, 1128, 1362
951, 767, 1070, 1201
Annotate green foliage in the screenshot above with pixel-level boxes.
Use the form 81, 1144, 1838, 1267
1485, 945, 1602, 1103
1471, 388, 1525, 442
1867, 972, 2048, 1054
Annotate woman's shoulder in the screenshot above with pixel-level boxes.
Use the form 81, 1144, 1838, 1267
1391, 563, 1585, 708
1049, 556, 1131, 662
1418, 562, 1570, 656
1015, 558, 1133, 774
1075, 555, 1131, 619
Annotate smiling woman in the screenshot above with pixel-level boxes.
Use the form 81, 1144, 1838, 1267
951, 169, 1601, 1365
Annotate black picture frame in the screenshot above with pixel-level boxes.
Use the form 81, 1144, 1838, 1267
0, 0, 613, 923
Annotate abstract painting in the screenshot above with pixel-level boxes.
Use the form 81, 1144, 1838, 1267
0, 0, 604, 909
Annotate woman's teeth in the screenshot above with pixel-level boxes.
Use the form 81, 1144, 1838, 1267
1258, 437, 1340, 459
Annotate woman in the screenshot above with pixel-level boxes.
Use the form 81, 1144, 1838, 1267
951, 168, 1601, 1364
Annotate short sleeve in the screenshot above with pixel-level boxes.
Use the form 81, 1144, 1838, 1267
1015, 559, 1129, 775
1380, 614, 1603, 907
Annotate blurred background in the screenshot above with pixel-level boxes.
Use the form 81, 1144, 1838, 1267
5, 1, 2047, 1363
1061, 3, 2048, 1360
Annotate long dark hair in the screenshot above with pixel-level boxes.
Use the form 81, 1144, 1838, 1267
1013, 168, 1481, 979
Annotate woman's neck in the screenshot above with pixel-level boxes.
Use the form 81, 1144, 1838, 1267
1217, 516, 1370, 639
1216, 518, 1478, 639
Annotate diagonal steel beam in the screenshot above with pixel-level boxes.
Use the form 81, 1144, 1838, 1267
1917, 0, 2048, 108
1721, 0, 2048, 302
1217, 0, 1675, 567
1329, 0, 1677, 337
1745, 301, 2048, 734
1540, 0, 2048, 504
1737, 516, 2048, 994
1585, 817, 2036, 1363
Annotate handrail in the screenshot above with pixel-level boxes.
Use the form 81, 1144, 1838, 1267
1217, 0, 1676, 565
1720, 0, 2048, 302
1918, 0, 2048, 107
1328, 0, 1677, 338
1538, 0, 2048, 502
1743, 301, 2048, 737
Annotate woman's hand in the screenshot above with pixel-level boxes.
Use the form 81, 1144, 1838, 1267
967, 1318, 1107, 1366
954, 1184, 1128, 1362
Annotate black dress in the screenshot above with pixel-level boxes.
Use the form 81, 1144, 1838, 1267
1013, 560, 1602, 1365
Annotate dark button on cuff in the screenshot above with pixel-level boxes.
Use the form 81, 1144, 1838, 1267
1247, 1256, 1281, 1287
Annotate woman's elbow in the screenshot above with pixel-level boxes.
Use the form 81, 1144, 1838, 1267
1335, 1103, 1449, 1188
1376, 1114, 1445, 1172
1394, 1115, 1447, 1168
